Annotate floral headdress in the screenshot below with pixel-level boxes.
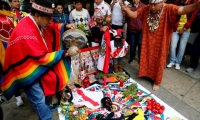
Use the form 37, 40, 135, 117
94, 8, 104, 20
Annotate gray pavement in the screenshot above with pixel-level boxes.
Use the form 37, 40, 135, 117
122, 54, 200, 120
1, 53, 200, 120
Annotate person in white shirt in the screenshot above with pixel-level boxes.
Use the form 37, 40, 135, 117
94, 0, 111, 17
69, 0, 91, 36
110, 0, 124, 29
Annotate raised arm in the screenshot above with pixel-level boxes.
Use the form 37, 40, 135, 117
110, 0, 115, 10
178, 0, 200, 15
120, 1, 137, 18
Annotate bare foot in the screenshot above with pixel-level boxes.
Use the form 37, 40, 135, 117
153, 83, 160, 91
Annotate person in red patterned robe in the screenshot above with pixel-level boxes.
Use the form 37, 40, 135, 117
120, 0, 200, 90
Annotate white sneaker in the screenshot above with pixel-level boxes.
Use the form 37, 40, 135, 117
15, 96, 24, 107
186, 67, 195, 73
16, 101, 23, 106
175, 64, 180, 70
167, 63, 174, 68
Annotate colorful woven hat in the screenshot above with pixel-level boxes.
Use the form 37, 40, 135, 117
94, 8, 104, 20
149, 0, 163, 3
31, 0, 59, 16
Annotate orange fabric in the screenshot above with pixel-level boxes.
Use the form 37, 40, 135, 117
137, 4, 180, 84
0, 42, 5, 66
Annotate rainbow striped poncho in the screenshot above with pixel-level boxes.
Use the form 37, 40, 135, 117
2, 15, 71, 100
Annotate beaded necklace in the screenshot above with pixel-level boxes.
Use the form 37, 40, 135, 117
147, 4, 164, 32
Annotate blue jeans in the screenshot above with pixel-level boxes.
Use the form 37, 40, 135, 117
169, 31, 190, 64
24, 82, 52, 120
127, 31, 142, 61
189, 32, 200, 69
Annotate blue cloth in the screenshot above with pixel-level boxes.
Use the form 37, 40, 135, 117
127, 31, 142, 62
54, 13, 70, 24
24, 82, 52, 120
189, 32, 200, 69
169, 31, 190, 64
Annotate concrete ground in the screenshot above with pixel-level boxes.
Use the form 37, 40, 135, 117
1, 53, 200, 120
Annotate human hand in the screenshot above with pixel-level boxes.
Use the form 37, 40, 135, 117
127, 4, 132, 8
120, 1, 127, 12
113, 0, 118, 4
110, 52, 113, 57
67, 46, 79, 56
178, 28, 184, 35
66, 24, 76, 29
102, 26, 109, 32
13, 15, 17, 21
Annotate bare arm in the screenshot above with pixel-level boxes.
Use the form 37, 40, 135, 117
110, 0, 117, 10
178, 1, 200, 15
110, 2, 115, 10
120, 2, 137, 18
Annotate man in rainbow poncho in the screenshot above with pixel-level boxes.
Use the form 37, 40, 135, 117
1, 0, 78, 119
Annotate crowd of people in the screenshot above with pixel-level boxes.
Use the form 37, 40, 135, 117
0, 0, 200, 119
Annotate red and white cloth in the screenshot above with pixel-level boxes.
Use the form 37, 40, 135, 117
110, 30, 129, 58
72, 88, 104, 109
97, 29, 129, 73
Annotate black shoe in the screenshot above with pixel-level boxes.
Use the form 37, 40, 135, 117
0, 90, 2, 96
128, 60, 133, 64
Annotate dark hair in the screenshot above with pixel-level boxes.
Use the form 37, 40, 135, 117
75, 0, 83, 4
21, 0, 32, 13
24, 0, 31, 2
55, 2, 63, 7
0, 1, 11, 11
8, 0, 12, 2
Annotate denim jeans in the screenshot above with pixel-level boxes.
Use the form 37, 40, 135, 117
24, 82, 52, 120
169, 31, 190, 64
127, 31, 142, 61
189, 32, 200, 69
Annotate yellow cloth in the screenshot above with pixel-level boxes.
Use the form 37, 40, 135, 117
133, 108, 144, 120
0, 42, 5, 66
22, 12, 27, 16
0, 10, 14, 17
177, 14, 190, 31
125, 108, 145, 120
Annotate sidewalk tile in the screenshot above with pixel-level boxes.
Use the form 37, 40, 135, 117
182, 81, 200, 112
174, 100, 200, 120
162, 68, 196, 99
